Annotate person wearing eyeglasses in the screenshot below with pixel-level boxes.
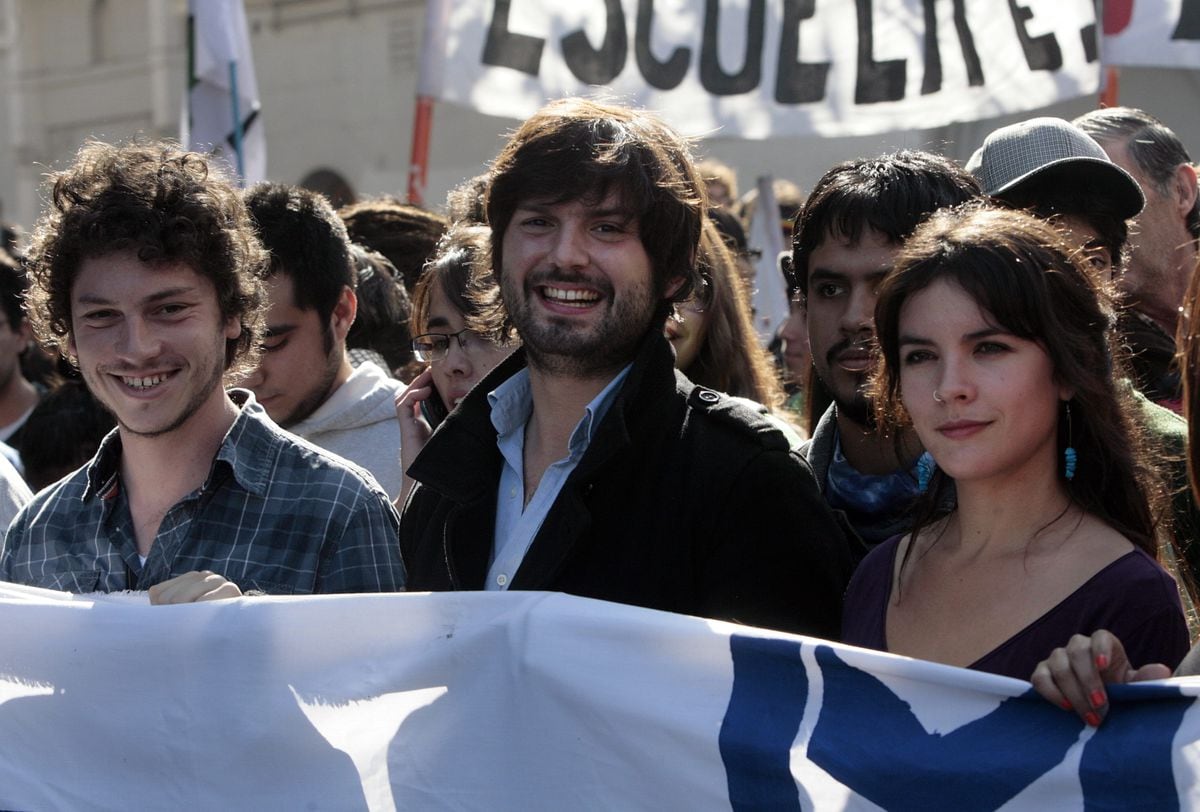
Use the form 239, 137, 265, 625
665, 215, 788, 417
394, 223, 514, 506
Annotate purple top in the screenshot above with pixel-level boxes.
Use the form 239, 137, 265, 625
841, 535, 1190, 680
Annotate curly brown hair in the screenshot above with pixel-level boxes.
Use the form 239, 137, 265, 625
24, 139, 268, 378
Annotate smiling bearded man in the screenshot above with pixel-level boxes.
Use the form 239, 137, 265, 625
399, 98, 852, 638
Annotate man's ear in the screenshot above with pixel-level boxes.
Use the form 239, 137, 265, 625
1173, 162, 1198, 219
331, 285, 357, 341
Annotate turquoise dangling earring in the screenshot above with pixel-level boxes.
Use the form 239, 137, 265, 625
917, 452, 936, 493
1063, 401, 1077, 481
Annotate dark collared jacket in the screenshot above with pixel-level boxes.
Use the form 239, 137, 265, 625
400, 331, 852, 638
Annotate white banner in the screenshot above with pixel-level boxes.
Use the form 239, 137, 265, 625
431, 0, 1101, 139
184, 0, 266, 184
1102, 0, 1200, 68
1, 583, 1198, 809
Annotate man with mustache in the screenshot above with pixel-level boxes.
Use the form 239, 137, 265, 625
400, 98, 851, 637
789, 152, 980, 562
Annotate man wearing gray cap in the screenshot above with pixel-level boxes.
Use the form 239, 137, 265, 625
967, 116, 1200, 582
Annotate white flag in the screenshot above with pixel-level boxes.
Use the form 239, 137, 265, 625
184, 0, 265, 184
2, 585, 1200, 809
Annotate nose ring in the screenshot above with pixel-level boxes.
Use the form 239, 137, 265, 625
933, 390, 945, 403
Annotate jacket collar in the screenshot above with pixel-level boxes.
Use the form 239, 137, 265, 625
407, 329, 679, 502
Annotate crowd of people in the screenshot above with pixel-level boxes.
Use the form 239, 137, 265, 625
0, 97, 1196, 726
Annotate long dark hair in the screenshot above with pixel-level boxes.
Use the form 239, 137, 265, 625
873, 204, 1165, 557
682, 219, 785, 408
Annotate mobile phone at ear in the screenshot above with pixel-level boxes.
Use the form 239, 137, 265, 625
420, 392, 449, 429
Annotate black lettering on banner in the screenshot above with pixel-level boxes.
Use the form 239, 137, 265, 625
482, 0, 544, 75
1007, 0, 1062, 71
775, 0, 830, 104
920, 0, 984, 94
635, 0, 691, 90
700, 0, 765, 95
562, 0, 628, 84
855, 0, 906, 104
1173, 0, 1200, 39
1080, 22, 1098, 61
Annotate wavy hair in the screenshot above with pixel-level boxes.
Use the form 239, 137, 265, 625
24, 139, 267, 377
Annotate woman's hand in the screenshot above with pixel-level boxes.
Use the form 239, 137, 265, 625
1031, 630, 1172, 726
394, 367, 438, 509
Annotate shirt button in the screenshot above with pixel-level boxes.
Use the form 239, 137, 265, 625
496, 573, 508, 586
509, 487, 517, 498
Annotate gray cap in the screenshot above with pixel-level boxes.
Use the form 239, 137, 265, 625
965, 116, 1144, 219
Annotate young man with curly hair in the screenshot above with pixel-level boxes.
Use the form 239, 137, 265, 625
0, 140, 406, 601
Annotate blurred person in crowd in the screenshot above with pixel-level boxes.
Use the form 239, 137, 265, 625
401, 98, 850, 636
1075, 106, 1200, 410
697, 158, 739, 209
740, 178, 804, 244
0, 140, 404, 599
0, 251, 44, 457
243, 182, 407, 500
968, 116, 1200, 580
339, 197, 448, 293
790, 151, 981, 559
394, 223, 513, 505
445, 173, 490, 225
346, 243, 413, 376
708, 206, 760, 284
776, 275, 811, 418
843, 204, 1187, 682
16, 379, 114, 492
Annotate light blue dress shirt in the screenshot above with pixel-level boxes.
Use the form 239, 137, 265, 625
485, 365, 632, 590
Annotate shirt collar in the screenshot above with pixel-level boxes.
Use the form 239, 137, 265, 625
487, 364, 633, 459
82, 388, 277, 501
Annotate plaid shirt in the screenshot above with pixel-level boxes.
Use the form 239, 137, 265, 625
0, 389, 406, 594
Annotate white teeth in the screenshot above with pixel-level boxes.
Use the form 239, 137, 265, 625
543, 286, 600, 304
122, 374, 168, 390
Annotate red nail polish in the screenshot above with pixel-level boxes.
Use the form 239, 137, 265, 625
1085, 711, 1101, 727
1061, 699, 1073, 711
1090, 690, 1106, 709
1096, 654, 1109, 669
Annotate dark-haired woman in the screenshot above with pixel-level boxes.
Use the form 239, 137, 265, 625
841, 205, 1188, 682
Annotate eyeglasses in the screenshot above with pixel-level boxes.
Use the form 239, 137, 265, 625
412, 329, 485, 362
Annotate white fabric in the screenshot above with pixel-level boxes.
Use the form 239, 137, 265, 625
746, 175, 789, 344
287, 361, 406, 501
1103, 0, 1200, 68
0, 586, 1197, 809
431, 0, 1100, 138
184, 0, 266, 183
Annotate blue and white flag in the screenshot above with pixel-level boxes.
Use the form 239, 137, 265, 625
184, 0, 265, 184
0, 583, 1196, 809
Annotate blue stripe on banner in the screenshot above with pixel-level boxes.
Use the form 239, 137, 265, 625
720, 634, 810, 812
1081, 682, 1188, 812
807, 645, 1084, 811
